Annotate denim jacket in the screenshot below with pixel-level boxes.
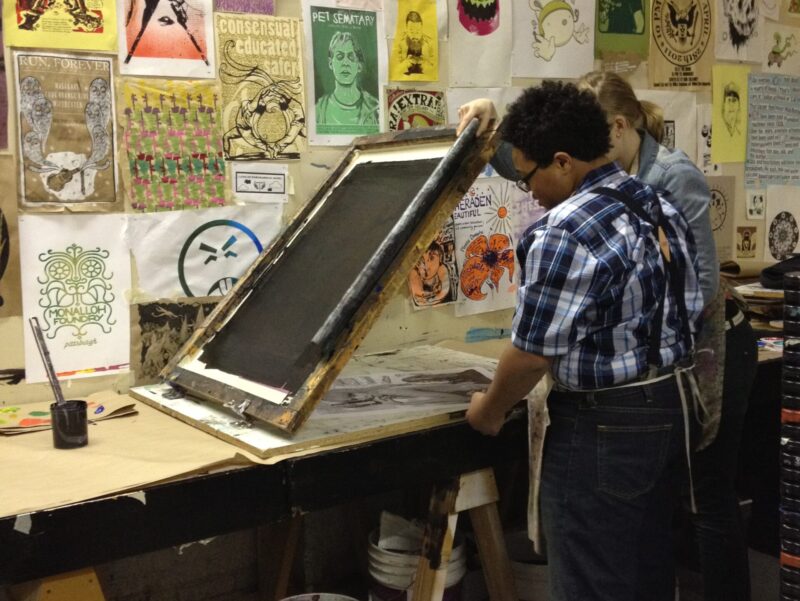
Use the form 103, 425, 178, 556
491, 133, 719, 305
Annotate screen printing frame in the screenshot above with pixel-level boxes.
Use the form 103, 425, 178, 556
160, 122, 499, 434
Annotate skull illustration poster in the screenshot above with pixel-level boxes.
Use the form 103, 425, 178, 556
19, 213, 131, 383
14, 52, 118, 211
216, 14, 306, 161
511, 0, 595, 79
121, 79, 226, 211
127, 204, 282, 298
715, 0, 764, 63
448, 0, 510, 86
118, 0, 215, 78
3, 0, 117, 51
0, 155, 23, 318
765, 185, 800, 261
649, 0, 713, 88
711, 64, 750, 163
453, 177, 519, 317
214, 0, 274, 13
303, 0, 386, 145
386, 88, 446, 130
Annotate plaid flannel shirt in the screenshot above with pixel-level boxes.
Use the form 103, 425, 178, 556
512, 162, 703, 389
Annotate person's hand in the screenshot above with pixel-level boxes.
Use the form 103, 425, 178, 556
456, 98, 498, 137
466, 391, 505, 436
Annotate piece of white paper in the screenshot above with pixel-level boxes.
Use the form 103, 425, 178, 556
762, 0, 780, 20
118, 0, 216, 78
19, 213, 131, 383
447, 0, 511, 86
706, 175, 737, 261
128, 204, 283, 299
511, 0, 595, 79
636, 89, 698, 163
765, 184, 800, 261
696, 104, 720, 175
445, 87, 525, 125
231, 163, 290, 203
453, 177, 518, 317
715, 0, 764, 63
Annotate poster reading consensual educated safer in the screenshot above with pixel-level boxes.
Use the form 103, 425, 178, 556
303, 0, 386, 145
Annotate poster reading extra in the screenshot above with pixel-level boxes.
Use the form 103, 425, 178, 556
3, 0, 117, 51
14, 51, 118, 211
303, 0, 386, 145
216, 13, 306, 161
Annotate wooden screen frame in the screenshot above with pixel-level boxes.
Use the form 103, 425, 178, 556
161, 122, 500, 434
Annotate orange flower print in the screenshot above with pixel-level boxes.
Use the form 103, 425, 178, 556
459, 233, 514, 300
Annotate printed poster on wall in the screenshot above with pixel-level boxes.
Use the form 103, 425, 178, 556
453, 177, 519, 317
14, 52, 118, 211
214, 0, 275, 13
230, 162, 290, 203
127, 204, 283, 298
19, 213, 131, 383
762, 22, 800, 76
386, 88, 446, 130
118, 0, 215, 78
715, 0, 764, 63
0, 24, 8, 150
649, 0, 712, 89
711, 64, 750, 163
706, 175, 736, 261
736, 225, 758, 259
447, 0, 511, 86
303, 0, 386, 145
765, 185, 800, 261
512, 0, 595, 79
746, 73, 800, 186
0, 156, 23, 318
696, 103, 720, 175
636, 88, 697, 162
595, 0, 650, 68
389, 0, 438, 82
216, 13, 306, 161
121, 79, 226, 211
407, 216, 459, 310
3, 0, 117, 51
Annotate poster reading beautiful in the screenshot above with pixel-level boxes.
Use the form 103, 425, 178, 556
216, 13, 306, 161
118, 0, 215, 78
3, 0, 117, 51
121, 78, 226, 211
303, 0, 386, 145
14, 51, 118, 211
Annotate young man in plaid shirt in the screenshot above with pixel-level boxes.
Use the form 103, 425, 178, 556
466, 81, 703, 600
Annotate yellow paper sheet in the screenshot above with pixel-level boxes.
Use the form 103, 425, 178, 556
711, 64, 751, 163
389, 0, 438, 82
3, 0, 117, 51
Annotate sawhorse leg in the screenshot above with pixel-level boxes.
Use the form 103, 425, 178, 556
8, 568, 106, 601
412, 467, 518, 601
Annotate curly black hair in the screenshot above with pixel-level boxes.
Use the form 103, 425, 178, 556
501, 81, 611, 168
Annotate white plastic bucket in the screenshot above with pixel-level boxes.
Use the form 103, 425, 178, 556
505, 530, 548, 601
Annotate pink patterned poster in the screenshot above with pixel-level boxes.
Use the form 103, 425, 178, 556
214, 0, 274, 13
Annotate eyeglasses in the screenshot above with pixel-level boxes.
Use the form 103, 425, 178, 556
515, 164, 539, 193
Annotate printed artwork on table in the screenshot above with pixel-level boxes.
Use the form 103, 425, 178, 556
453, 178, 519, 317
19, 213, 131, 383
706, 175, 736, 261
216, 14, 306, 161
119, 0, 215, 78
765, 185, 800, 261
711, 64, 750, 163
304, 1, 385, 145
648, 0, 712, 88
736, 226, 758, 258
121, 79, 225, 211
390, 0, 438, 81
407, 216, 459, 309
512, 0, 594, 78
2, 0, 117, 51
14, 52, 117, 210
386, 88, 445, 130
132, 298, 218, 384
214, 0, 274, 13
763, 22, 800, 75
715, 0, 763, 63
0, 156, 22, 318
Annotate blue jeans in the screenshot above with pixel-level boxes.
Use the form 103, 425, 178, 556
541, 376, 688, 601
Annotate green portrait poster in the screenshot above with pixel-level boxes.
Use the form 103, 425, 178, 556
304, 0, 386, 145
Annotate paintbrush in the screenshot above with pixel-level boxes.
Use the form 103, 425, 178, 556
28, 317, 66, 406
